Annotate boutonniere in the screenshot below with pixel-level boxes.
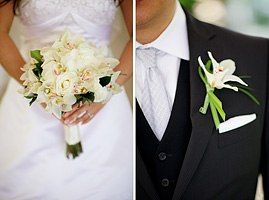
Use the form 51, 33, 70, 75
198, 52, 260, 130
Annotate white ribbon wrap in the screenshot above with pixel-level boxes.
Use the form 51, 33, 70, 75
64, 125, 81, 145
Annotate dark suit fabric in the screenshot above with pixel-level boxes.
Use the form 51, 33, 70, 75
136, 11, 269, 200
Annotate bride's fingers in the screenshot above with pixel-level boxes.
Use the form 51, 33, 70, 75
64, 103, 104, 125
63, 105, 88, 125
71, 104, 99, 125
81, 104, 104, 124
62, 104, 80, 119
81, 117, 92, 125
73, 112, 93, 125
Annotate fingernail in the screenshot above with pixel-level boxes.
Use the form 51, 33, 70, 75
70, 119, 76, 124
65, 119, 75, 125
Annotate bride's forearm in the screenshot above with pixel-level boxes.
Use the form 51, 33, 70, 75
0, 2, 25, 83
0, 32, 25, 83
113, 38, 133, 86
115, 0, 133, 86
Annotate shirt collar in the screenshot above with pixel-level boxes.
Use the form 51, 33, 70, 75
136, 2, 190, 60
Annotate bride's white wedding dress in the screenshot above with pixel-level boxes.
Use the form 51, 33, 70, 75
0, 0, 133, 199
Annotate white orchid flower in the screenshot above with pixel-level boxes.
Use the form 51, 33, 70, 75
52, 31, 84, 50
46, 94, 76, 119
20, 61, 39, 85
41, 47, 62, 62
198, 52, 248, 91
50, 102, 62, 119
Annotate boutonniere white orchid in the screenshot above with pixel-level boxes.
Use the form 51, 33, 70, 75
198, 52, 260, 129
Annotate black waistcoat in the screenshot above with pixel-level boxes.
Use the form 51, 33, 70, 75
137, 59, 192, 200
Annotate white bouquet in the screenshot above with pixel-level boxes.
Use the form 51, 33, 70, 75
20, 31, 121, 159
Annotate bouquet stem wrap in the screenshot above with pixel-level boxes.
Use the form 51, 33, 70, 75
64, 125, 83, 159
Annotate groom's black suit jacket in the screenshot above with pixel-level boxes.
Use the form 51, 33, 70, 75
136, 11, 269, 200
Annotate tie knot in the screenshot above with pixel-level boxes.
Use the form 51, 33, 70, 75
136, 47, 158, 69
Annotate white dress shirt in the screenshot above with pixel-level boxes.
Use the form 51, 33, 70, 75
136, 1, 190, 109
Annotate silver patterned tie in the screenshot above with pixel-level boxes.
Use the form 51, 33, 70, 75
137, 47, 171, 141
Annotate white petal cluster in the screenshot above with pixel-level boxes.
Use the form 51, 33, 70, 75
20, 31, 121, 119
198, 52, 247, 91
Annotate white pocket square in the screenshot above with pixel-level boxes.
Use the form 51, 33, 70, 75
219, 113, 257, 134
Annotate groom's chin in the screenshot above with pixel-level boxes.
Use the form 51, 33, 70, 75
136, 0, 176, 29
136, 0, 159, 28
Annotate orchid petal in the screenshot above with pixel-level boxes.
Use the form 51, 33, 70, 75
222, 74, 248, 86
198, 56, 215, 85
208, 52, 219, 72
62, 104, 73, 112
198, 56, 205, 68
215, 70, 228, 82
198, 56, 211, 77
219, 59, 236, 75
52, 105, 62, 119
218, 83, 239, 91
111, 71, 121, 82
63, 94, 77, 105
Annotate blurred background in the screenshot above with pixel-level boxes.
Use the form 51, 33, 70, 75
179, 0, 269, 199
180, 0, 269, 37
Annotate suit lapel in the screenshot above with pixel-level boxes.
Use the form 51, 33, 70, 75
172, 12, 217, 200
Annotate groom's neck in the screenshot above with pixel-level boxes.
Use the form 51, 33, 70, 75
136, 2, 176, 44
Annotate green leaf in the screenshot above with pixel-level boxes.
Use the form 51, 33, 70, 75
32, 63, 43, 78
25, 93, 38, 106
99, 76, 111, 87
211, 98, 226, 122
30, 50, 43, 78
238, 88, 260, 105
30, 50, 42, 63
205, 60, 212, 72
83, 92, 95, 102
75, 92, 95, 104
29, 96, 37, 106
209, 99, 220, 129
208, 91, 222, 108
208, 91, 226, 121
179, 0, 196, 11
238, 75, 251, 79
25, 94, 35, 99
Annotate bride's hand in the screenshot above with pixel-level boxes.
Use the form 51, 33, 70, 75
62, 103, 105, 125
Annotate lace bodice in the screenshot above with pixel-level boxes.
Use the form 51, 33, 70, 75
18, 0, 118, 49
20, 0, 117, 26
